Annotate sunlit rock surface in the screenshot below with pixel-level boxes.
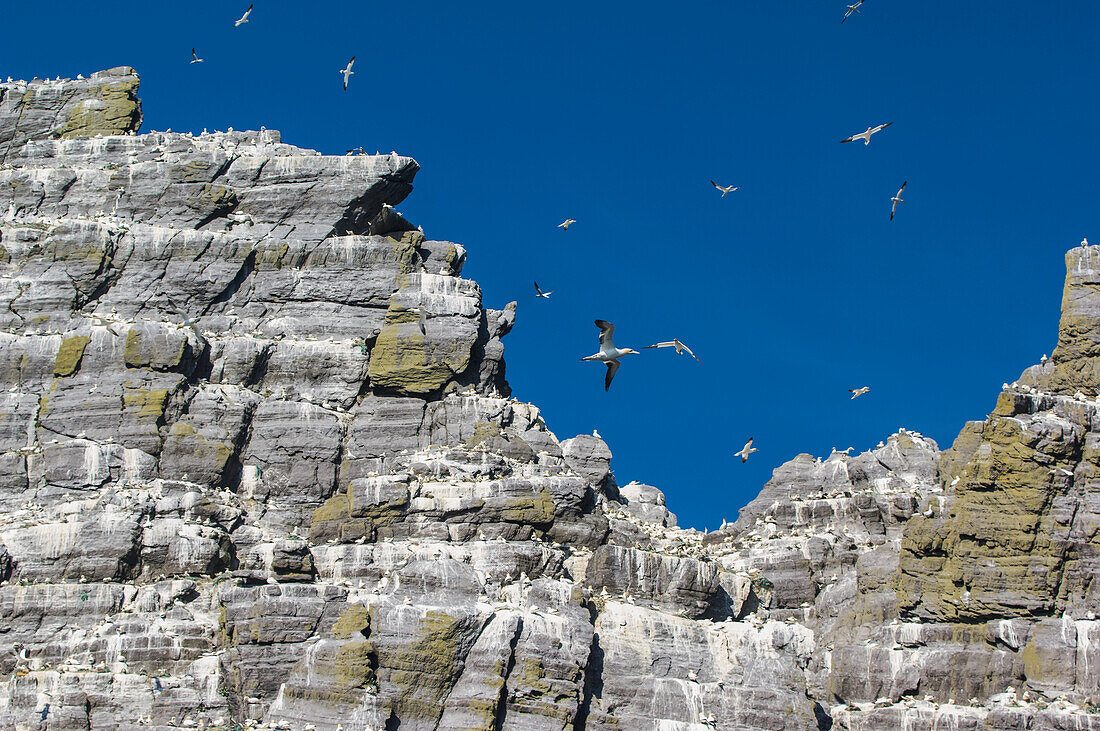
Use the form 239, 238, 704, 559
2, 69, 1100, 730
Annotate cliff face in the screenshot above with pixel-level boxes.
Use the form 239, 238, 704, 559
1, 69, 1099, 731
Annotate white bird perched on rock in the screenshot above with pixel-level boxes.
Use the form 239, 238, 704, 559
581, 320, 639, 391
890, 181, 907, 221
190, 48, 204, 64
558, 218, 576, 231
534, 281, 553, 299
735, 437, 757, 463
1083, 238, 1091, 247
340, 56, 355, 90
234, 4, 253, 26
841, 122, 893, 145
644, 338, 700, 363
1041, 354, 1048, 364
842, 0, 865, 22
710, 180, 741, 197
849, 386, 871, 399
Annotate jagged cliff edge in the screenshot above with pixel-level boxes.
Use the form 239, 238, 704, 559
1, 68, 1100, 731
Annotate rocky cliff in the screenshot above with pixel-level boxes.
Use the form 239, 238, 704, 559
1, 68, 1099, 731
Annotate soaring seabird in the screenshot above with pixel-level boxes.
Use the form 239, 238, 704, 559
710, 181, 741, 197
580, 320, 639, 391
558, 219, 576, 231
735, 437, 758, 463
234, 4, 253, 26
190, 49, 204, 64
849, 386, 871, 399
644, 339, 700, 363
345, 146, 365, 155
840, 122, 893, 145
340, 57, 355, 90
890, 181, 906, 221
842, 0, 865, 22
534, 281, 553, 299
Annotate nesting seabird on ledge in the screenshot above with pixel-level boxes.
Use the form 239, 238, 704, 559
840, 122, 892, 145
581, 320, 639, 391
644, 339, 700, 363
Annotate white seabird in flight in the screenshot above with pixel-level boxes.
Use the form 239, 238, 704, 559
735, 437, 758, 463
890, 181, 907, 221
534, 281, 553, 299
558, 219, 576, 231
190, 49, 204, 64
644, 339, 700, 363
849, 386, 871, 399
234, 4, 253, 27
710, 180, 741, 197
840, 122, 893, 145
580, 320, 639, 391
842, 0, 865, 23
340, 57, 355, 90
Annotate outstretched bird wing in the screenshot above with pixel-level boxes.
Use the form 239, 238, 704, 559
595, 320, 616, 350
604, 360, 620, 391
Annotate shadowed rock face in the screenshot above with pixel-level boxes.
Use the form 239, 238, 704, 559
1, 69, 1100, 731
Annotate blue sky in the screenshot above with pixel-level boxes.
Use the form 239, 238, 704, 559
4, 1, 1098, 530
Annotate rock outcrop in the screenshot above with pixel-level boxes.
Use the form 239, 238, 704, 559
2, 69, 1100, 730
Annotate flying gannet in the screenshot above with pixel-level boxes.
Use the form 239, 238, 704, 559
735, 437, 758, 463
710, 180, 741, 197
234, 4, 253, 27
340, 57, 355, 90
346, 146, 365, 155
558, 218, 576, 231
190, 49, 204, 64
842, 0, 865, 23
644, 339, 700, 363
840, 122, 893, 145
890, 181, 907, 221
849, 386, 871, 399
581, 320, 639, 391
534, 281, 553, 299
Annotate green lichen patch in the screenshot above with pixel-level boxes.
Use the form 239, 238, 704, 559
54, 75, 142, 139
53, 335, 91, 377
331, 604, 372, 640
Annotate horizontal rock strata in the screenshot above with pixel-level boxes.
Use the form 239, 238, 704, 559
1, 69, 1099, 730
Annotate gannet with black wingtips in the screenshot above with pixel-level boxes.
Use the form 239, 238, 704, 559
735, 437, 757, 463
842, 0, 865, 23
849, 386, 871, 399
840, 122, 892, 145
234, 4, 253, 26
644, 339, 700, 363
558, 218, 576, 231
710, 180, 741, 197
890, 181, 907, 221
534, 281, 553, 299
581, 320, 639, 391
190, 48, 204, 64
340, 57, 355, 90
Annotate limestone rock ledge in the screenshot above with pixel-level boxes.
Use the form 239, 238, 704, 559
1, 69, 1100, 731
